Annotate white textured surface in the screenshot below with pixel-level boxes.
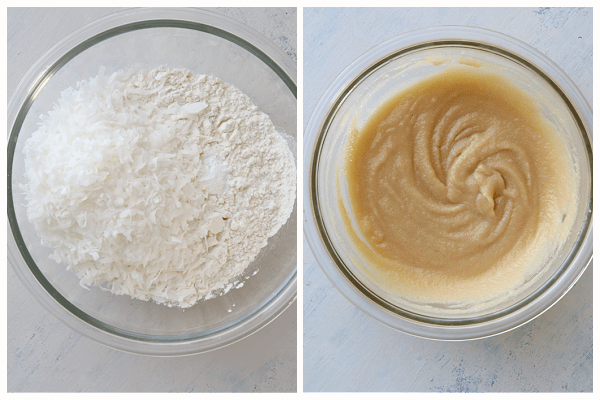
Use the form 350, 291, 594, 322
8, 7, 297, 393
303, 7, 592, 392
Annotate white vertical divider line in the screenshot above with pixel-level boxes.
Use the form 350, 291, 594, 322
296, 4, 304, 395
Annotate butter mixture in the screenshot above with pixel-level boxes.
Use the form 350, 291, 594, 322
343, 64, 577, 307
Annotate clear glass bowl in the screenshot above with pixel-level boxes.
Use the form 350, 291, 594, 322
304, 26, 592, 340
8, 8, 297, 355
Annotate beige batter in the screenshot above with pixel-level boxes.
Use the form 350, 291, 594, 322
342, 64, 577, 306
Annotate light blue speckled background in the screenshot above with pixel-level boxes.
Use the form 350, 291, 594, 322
303, 7, 592, 392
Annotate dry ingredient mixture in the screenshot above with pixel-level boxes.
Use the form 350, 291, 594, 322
342, 64, 578, 308
21, 66, 296, 308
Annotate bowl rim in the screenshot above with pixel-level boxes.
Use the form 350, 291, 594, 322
303, 25, 592, 341
7, 7, 297, 356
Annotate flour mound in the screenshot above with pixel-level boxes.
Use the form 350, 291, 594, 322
20, 66, 296, 308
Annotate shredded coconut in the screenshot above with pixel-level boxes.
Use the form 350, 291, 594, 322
20, 66, 296, 308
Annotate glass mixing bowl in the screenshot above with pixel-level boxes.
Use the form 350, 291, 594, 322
304, 26, 592, 340
8, 8, 297, 356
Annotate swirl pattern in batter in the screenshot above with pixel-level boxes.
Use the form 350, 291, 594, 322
343, 64, 577, 306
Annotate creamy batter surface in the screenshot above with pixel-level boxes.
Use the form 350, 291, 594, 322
343, 64, 577, 306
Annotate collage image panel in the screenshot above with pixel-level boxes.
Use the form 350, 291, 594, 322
303, 7, 592, 393
8, 7, 297, 393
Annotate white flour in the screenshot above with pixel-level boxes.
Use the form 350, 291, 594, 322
21, 66, 296, 308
